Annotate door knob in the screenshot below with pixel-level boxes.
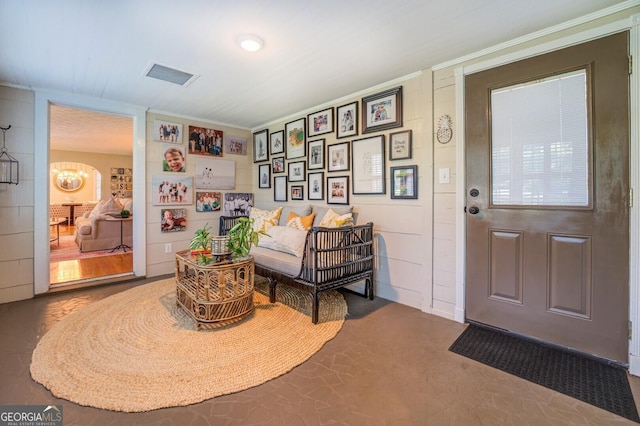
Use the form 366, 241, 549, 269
470, 188, 479, 197
468, 206, 480, 215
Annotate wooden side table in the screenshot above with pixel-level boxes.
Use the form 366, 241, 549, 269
174, 250, 254, 329
49, 217, 66, 246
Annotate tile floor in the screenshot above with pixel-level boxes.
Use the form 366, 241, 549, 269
1, 277, 640, 425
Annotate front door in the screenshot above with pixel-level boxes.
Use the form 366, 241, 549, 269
465, 32, 630, 362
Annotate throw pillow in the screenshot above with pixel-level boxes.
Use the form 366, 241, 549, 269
100, 197, 123, 217
319, 209, 354, 228
258, 226, 307, 257
286, 211, 316, 231
249, 206, 283, 233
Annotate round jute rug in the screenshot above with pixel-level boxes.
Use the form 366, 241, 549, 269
30, 277, 347, 412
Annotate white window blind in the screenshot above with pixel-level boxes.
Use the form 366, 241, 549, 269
491, 69, 589, 207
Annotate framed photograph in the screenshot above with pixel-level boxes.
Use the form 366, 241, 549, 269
195, 157, 235, 190
307, 107, 334, 137
391, 165, 418, 199
270, 130, 285, 155
327, 176, 349, 205
274, 176, 287, 202
258, 163, 271, 188
328, 142, 350, 172
188, 125, 223, 156
253, 129, 269, 163
154, 120, 183, 144
336, 101, 358, 138
152, 175, 193, 205
161, 208, 187, 232
389, 130, 412, 160
362, 86, 403, 133
195, 191, 221, 212
291, 185, 304, 201
308, 172, 324, 201
272, 156, 285, 174
224, 135, 247, 156
223, 193, 253, 216
307, 139, 325, 170
352, 135, 386, 194
162, 144, 186, 172
288, 160, 306, 182
285, 118, 306, 159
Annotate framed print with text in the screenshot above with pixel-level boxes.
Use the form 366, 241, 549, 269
285, 118, 306, 159
307, 139, 325, 170
389, 129, 412, 160
253, 129, 269, 163
336, 101, 358, 138
327, 176, 349, 205
308, 172, 324, 200
362, 86, 403, 133
351, 135, 385, 194
274, 176, 287, 202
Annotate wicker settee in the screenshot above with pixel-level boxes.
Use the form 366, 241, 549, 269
219, 211, 374, 323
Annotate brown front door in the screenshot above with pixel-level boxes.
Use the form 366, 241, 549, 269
465, 32, 630, 362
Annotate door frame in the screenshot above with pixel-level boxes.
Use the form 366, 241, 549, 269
34, 90, 147, 294
452, 15, 640, 373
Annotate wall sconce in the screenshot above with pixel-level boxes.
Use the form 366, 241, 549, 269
0, 125, 18, 185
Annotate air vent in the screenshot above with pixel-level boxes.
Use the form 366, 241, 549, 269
144, 63, 198, 86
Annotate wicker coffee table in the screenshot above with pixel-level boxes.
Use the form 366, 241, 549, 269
174, 250, 255, 329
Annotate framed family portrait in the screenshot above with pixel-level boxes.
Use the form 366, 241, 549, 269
362, 86, 403, 133
291, 185, 304, 201
195, 157, 235, 190
288, 160, 306, 182
327, 176, 349, 205
352, 135, 385, 195
285, 118, 306, 159
224, 135, 247, 155
389, 129, 412, 160
274, 176, 287, 202
253, 129, 269, 163
307, 139, 325, 170
154, 120, 183, 144
258, 163, 271, 188
188, 125, 223, 156
195, 191, 221, 212
390, 165, 418, 199
328, 142, 350, 172
336, 102, 358, 138
308, 172, 324, 200
272, 156, 285, 174
162, 144, 186, 172
152, 175, 193, 205
161, 208, 187, 233
307, 107, 334, 137
270, 130, 285, 155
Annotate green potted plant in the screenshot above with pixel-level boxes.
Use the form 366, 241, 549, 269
227, 217, 268, 259
189, 223, 212, 263
120, 209, 131, 218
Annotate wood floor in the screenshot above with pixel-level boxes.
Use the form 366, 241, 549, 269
49, 225, 133, 286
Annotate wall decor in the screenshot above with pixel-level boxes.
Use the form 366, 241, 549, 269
188, 125, 224, 157
362, 86, 403, 133
274, 176, 287, 202
327, 176, 349, 205
291, 185, 304, 201
253, 128, 269, 162
195, 191, 221, 212
390, 165, 418, 199
327, 142, 350, 172
437, 114, 453, 144
161, 208, 187, 232
258, 163, 271, 188
152, 175, 193, 205
308, 171, 324, 200
195, 157, 235, 190
336, 101, 358, 139
224, 135, 247, 155
307, 107, 334, 137
352, 135, 385, 194
272, 156, 285, 174
154, 120, 183, 144
389, 129, 412, 160
285, 118, 306, 159
288, 160, 306, 182
223, 193, 253, 216
162, 144, 186, 172
109, 167, 132, 198
270, 130, 285, 155
307, 138, 325, 170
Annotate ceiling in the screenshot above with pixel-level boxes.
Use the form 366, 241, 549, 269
0, 0, 635, 154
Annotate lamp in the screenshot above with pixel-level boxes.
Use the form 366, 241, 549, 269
0, 125, 18, 185
237, 34, 263, 52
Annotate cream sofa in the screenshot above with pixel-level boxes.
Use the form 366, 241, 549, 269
74, 198, 133, 252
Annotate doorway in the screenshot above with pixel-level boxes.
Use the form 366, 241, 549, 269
464, 32, 630, 363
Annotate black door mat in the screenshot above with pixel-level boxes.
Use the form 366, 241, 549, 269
449, 323, 640, 423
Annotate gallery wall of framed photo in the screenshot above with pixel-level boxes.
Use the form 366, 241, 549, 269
251, 85, 418, 203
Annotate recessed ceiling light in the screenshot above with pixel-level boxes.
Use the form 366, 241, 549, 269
237, 34, 264, 52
